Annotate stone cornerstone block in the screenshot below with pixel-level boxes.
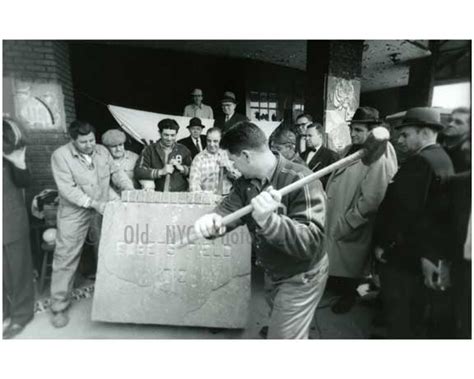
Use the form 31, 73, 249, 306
92, 200, 252, 329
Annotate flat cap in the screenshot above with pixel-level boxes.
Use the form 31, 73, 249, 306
102, 129, 126, 146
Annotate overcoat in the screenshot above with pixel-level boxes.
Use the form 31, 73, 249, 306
324, 142, 398, 278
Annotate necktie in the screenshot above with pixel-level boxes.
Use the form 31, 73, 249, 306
225, 115, 229, 122
195, 138, 202, 152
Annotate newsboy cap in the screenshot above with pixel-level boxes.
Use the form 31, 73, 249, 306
102, 129, 126, 146
395, 107, 444, 131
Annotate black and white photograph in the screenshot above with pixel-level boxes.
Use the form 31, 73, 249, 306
1, 1, 473, 379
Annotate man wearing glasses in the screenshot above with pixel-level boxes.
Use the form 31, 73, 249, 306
293, 113, 313, 154
269, 127, 305, 165
183, 88, 214, 120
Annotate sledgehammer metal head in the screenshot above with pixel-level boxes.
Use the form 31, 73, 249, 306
360, 126, 390, 165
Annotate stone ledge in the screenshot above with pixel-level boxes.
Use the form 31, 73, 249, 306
121, 190, 223, 204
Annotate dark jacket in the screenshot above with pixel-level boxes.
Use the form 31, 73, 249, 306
178, 135, 207, 159
134, 141, 192, 192
215, 153, 326, 279
443, 138, 471, 262
213, 112, 248, 133
374, 144, 454, 270
300, 146, 339, 188
3, 159, 31, 245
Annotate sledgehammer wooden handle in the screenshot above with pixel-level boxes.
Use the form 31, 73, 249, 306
174, 148, 367, 249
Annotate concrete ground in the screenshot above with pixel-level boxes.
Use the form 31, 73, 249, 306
14, 266, 379, 339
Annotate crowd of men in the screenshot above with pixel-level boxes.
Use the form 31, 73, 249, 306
2, 87, 471, 340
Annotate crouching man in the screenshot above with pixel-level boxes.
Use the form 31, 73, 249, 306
193, 121, 328, 339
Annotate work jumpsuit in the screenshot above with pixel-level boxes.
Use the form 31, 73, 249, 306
50, 142, 133, 313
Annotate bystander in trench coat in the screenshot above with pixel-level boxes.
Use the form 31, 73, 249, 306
324, 142, 398, 278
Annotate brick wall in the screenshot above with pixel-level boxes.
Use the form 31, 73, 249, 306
3, 40, 76, 205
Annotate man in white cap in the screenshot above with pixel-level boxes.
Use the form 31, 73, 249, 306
183, 88, 214, 119
102, 129, 143, 199
213, 91, 248, 133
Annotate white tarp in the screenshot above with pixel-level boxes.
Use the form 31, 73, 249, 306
108, 104, 280, 145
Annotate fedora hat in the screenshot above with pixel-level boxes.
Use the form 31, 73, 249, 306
221, 91, 237, 104
191, 88, 203, 96
187, 117, 205, 129
395, 107, 444, 131
347, 106, 381, 125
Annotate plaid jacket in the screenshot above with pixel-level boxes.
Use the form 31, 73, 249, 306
216, 153, 326, 278
189, 149, 240, 194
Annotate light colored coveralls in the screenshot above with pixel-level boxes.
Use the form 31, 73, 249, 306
50, 142, 133, 312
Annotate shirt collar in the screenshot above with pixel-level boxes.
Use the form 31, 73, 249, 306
417, 141, 437, 154
68, 142, 97, 158
158, 140, 175, 151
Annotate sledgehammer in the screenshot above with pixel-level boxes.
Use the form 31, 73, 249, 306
174, 126, 390, 249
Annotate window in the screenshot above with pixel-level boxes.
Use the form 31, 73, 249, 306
432, 82, 470, 109
293, 102, 304, 113
292, 92, 305, 121
250, 91, 278, 121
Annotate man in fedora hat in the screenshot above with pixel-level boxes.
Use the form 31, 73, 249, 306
178, 117, 208, 159
183, 88, 214, 120
324, 106, 398, 315
213, 91, 248, 133
374, 107, 454, 338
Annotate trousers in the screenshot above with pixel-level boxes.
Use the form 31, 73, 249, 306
379, 262, 425, 339
3, 238, 35, 325
50, 206, 102, 313
264, 254, 329, 339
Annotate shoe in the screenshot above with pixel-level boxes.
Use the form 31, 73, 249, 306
51, 310, 69, 328
3, 323, 25, 339
259, 326, 268, 339
331, 295, 356, 314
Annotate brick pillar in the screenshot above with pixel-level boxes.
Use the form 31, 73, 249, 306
3, 40, 76, 205
305, 40, 363, 152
